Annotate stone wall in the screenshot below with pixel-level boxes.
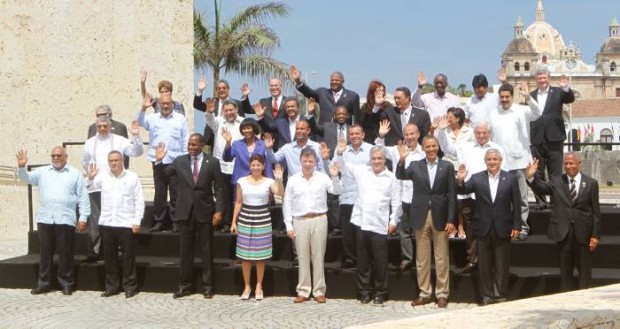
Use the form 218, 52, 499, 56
0, 0, 194, 241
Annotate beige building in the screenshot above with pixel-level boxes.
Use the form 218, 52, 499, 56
501, 0, 620, 100
0, 1, 194, 241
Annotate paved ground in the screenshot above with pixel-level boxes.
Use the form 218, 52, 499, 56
0, 239, 475, 328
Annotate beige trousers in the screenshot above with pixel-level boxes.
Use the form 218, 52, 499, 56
293, 215, 328, 297
414, 211, 450, 299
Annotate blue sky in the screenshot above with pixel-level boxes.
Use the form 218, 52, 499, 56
193, 0, 620, 130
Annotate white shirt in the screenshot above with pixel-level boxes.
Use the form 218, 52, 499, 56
536, 88, 549, 112
464, 92, 499, 127
337, 161, 401, 235
282, 171, 342, 232
82, 133, 144, 192
442, 125, 474, 167
489, 100, 541, 170
488, 171, 500, 203
376, 138, 425, 203
412, 89, 461, 121
333, 142, 372, 205
87, 170, 145, 228
205, 112, 243, 174
287, 115, 300, 141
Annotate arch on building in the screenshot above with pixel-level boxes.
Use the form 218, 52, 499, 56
524, 62, 530, 71
601, 128, 613, 150
611, 61, 617, 72
514, 62, 520, 71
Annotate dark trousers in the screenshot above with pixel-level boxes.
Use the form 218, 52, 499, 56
339, 204, 356, 265
220, 174, 233, 227
37, 223, 76, 290
460, 198, 478, 265
179, 212, 214, 293
559, 224, 592, 291
101, 225, 137, 293
530, 142, 563, 205
398, 202, 413, 263
152, 162, 177, 224
326, 193, 341, 232
87, 192, 102, 258
478, 228, 511, 302
356, 228, 388, 298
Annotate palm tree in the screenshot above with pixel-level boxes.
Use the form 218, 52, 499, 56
457, 83, 467, 97
194, 1, 291, 97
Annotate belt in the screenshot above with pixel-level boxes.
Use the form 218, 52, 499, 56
296, 212, 326, 219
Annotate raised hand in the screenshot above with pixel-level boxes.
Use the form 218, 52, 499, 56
374, 89, 385, 106
16, 150, 28, 168
253, 102, 265, 118
397, 140, 410, 162
378, 119, 391, 138
221, 127, 232, 144
336, 138, 347, 156
319, 142, 331, 160
240, 83, 251, 97
307, 98, 317, 116
263, 133, 274, 149
417, 71, 427, 87
526, 158, 539, 180
142, 93, 153, 110
140, 69, 148, 83
456, 163, 468, 182
87, 162, 98, 180
497, 67, 507, 83
205, 98, 216, 113
517, 81, 530, 98
155, 142, 167, 162
197, 76, 208, 93
130, 120, 140, 136
558, 74, 569, 89
329, 162, 340, 178
273, 164, 284, 180
290, 65, 301, 84
433, 114, 449, 130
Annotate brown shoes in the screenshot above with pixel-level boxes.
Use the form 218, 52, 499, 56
293, 295, 310, 303
314, 295, 327, 303
437, 297, 448, 308
411, 296, 432, 307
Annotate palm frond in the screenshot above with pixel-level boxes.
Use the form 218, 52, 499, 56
227, 2, 290, 33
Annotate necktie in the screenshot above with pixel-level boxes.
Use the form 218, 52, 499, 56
338, 125, 345, 141
333, 92, 340, 103
193, 157, 199, 183
272, 97, 278, 118
569, 178, 576, 201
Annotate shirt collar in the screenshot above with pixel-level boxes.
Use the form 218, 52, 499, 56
159, 112, 175, 119
568, 172, 581, 182
488, 171, 500, 180
537, 87, 549, 94
48, 165, 69, 172
426, 157, 437, 166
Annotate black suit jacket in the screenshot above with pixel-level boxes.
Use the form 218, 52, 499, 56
529, 86, 575, 144
380, 105, 430, 146
87, 119, 129, 168
396, 158, 456, 231
164, 153, 225, 222
241, 95, 288, 120
529, 173, 601, 244
297, 84, 360, 125
307, 120, 350, 158
457, 170, 521, 238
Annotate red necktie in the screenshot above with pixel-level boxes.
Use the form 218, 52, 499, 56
192, 157, 199, 183
272, 97, 278, 118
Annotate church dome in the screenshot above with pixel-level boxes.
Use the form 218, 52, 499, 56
599, 37, 620, 54
524, 21, 566, 58
504, 37, 536, 54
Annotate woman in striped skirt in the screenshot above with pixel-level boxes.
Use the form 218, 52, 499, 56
231, 154, 283, 300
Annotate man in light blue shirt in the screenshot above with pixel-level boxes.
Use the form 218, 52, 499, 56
264, 120, 324, 177
17, 146, 90, 296
138, 93, 189, 233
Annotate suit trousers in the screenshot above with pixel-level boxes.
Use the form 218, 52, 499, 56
339, 204, 356, 265
530, 142, 564, 205
326, 193, 341, 231
510, 169, 530, 234
414, 211, 450, 299
178, 212, 215, 293
151, 162, 177, 224
293, 214, 328, 298
356, 228, 389, 298
37, 223, 76, 290
459, 198, 478, 265
477, 228, 511, 302
221, 174, 233, 227
87, 192, 102, 258
559, 223, 593, 291
399, 202, 414, 263
101, 225, 137, 293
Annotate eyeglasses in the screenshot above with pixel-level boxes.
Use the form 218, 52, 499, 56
97, 125, 109, 128
51, 154, 64, 158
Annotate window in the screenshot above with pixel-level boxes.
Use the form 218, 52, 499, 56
601, 128, 613, 151
524, 62, 530, 71
514, 62, 520, 72
611, 62, 617, 72
542, 55, 547, 64
616, 88, 620, 98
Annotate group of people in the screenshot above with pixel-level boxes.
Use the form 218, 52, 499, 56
19, 65, 601, 307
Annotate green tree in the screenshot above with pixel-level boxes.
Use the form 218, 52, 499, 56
194, 1, 291, 97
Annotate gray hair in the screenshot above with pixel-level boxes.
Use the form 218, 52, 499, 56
331, 71, 345, 80
485, 148, 503, 160
217, 79, 230, 88
95, 104, 112, 115
96, 115, 112, 126
535, 67, 550, 77
299, 146, 317, 161
369, 145, 387, 159
474, 121, 491, 133
434, 73, 449, 85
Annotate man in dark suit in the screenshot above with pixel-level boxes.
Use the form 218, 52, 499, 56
290, 65, 361, 125
155, 133, 225, 299
527, 153, 601, 291
379, 87, 430, 146
256, 97, 313, 150
87, 105, 129, 139
193, 77, 249, 150
529, 68, 575, 208
240, 78, 288, 120
456, 149, 521, 305
396, 136, 456, 308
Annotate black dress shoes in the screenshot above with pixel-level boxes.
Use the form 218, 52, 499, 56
101, 291, 119, 297
459, 262, 478, 274
171, 223, 180, 233
61, 288, 73, 296
30, 287, 51, 295
203, 291, 214, 299
150, 222, 165, 232
125, 291, 138, 299
341, 260, 355, 269
373, 296, 384, 305
173, 289, 192, 299
360, 295, 371, 304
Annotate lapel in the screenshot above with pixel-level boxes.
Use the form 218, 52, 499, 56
494, 171, 509, 204
480, 172, 493, 204
391, 107, 404, 139
278, 118, 292, 142
543, 87, 555, 113
420, 159, 431, 191
574, 173, 587, 202
560, 174, 572, 203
